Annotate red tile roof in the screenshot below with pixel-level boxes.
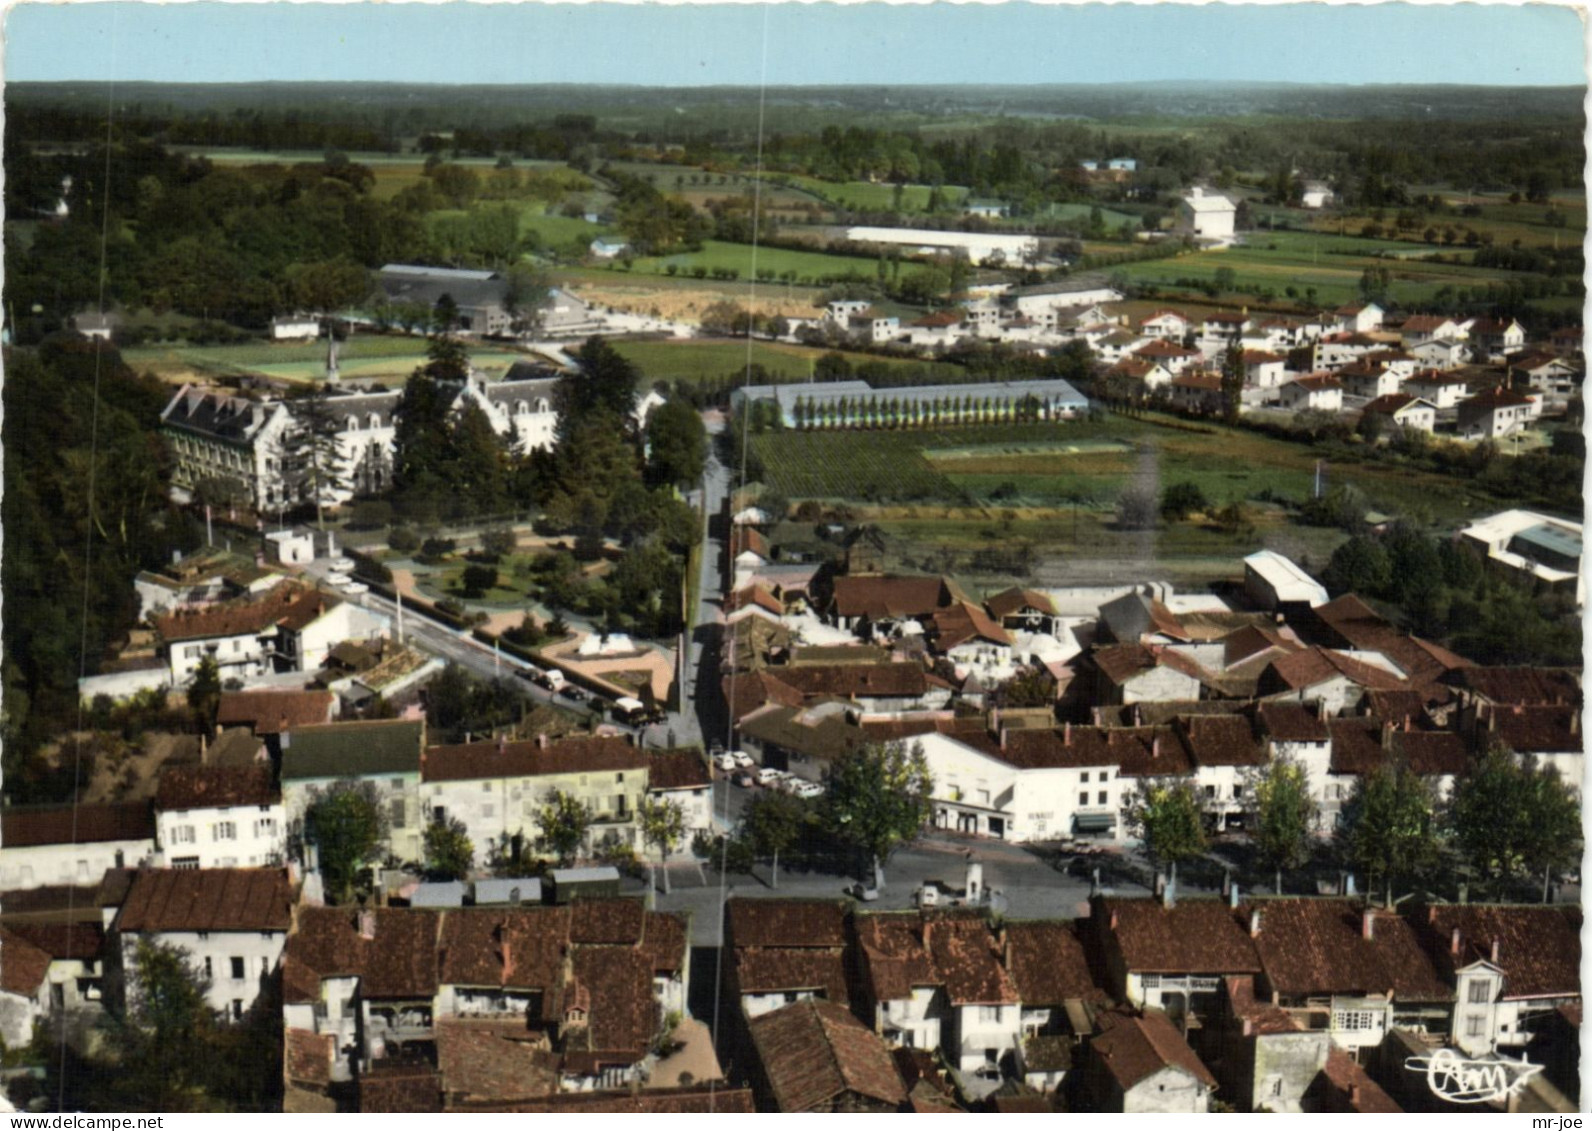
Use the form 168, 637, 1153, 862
1421, 905, 1582, 999
1004, 920, 1108, 1006
1246, 900, 1449, 1001
3, 921, 104, 964
468, 1086, 757, 1113
1489, 703, 1580, 753
831, 576, 953, 621
570, 943, 657, 1059
985, 587, 1059, 619
1362, 394, 1426, 417
648, 749, 711, 792
421, 734, 646, 783
1174, 714, 1265, 767
727, 898, 848, 949
359, 1060, 443, 1112
435, 1019, 558, 1104
568, 898, 646, 946
1326, 719, 1386, 776
930, 601, 1011, 650
153, 583, 338, 643
747, 998, 907, 1112
156, 764, 278, 811
215, 689, 335, 734
1100, 898, 1260, 975
1093, 1009, 1217, 1091
0, 927, 52, 997
284, 1028, 336, 1088
436, 907, 570, 1005
2, 802, 155, 848
282, 907, 442, 1005
1462, 385, 1535, 410
118, 868, 293, 933
1446, 667, 1580, 706
1318, 1045, 1402, 1112
1257, 702, 1330, 742
734, 948, 850, 1004
765, 662, 930, 701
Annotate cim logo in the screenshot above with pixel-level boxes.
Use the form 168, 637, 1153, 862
1404, 1048, 1544, 1104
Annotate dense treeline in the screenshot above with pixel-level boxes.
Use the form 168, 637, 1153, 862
2, 339, 200, 798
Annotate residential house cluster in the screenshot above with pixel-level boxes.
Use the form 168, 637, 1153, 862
715, 892, 1580, 1112
716, 533, 1581, 846
281, 898, 692, 1110
1095, 299, 1581, 440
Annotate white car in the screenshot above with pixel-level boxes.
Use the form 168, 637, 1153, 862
714, 752, 738, 772
341, 581, 369, 596
730, 750, 754, 769
755, 767, 782, 787
795, 780, 824, 800
327, 557, 355, 574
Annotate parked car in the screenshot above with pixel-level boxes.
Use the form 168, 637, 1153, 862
755, 767, 782, 786
341, 581, 368, 596
513, 665, 542, 683
560, 686, 588, 703
713, 752, 738, 772
848, 882, 880, 902
730, 750, 754, 768
795, 780, 824, 800
327, 557, 355, 574
732, 771, 756, 788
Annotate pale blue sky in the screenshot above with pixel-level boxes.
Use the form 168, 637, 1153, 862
4, 2, 1586, 86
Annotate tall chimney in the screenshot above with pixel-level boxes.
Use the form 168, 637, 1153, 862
1450, 927, 1462, 956
1249, 909, 1262, 937
1108, 907, 1118, 931
999, 727, 1007, 751
498, 733, 508, 755
1151, 736, 1161, 760
536, 732, 549, 750
1229, 882, 1240, 910
358, 909, 376, 940
1064, 722, 1072, 746
1380, 720, 1395, 752
1490, 938, 1499, 965
1361, 909, 1375, 940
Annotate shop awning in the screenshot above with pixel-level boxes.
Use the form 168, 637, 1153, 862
1074, 813, 1116, 833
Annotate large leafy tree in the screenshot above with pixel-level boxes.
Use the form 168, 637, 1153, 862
304, 780, 388, 904
187, 655, 222, 733
644, 398, 708, 489
1447, 748, 1581, 900
742, 789, 807, 889
638, 796, 687, 894
3, 344, 194, 797
106, 939, 219, 1111
1219, 340, 1245, 423
1246, 757, 1319, 893
822, 741, 934, 888
1338, 763, 1440, 908
279, 383, 349, 529
1125, 776, 1208, 884
538, 788, 592, 866
423, 815, 475, 882
558, 337, 641, 439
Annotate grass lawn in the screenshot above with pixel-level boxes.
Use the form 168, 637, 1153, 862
622, 239, 927, 284
751, 412, 1526, 531
416, 555, 544, 608
1037, 202, 1140, 230
122, 337, 528, 384
611, 338, 960, 385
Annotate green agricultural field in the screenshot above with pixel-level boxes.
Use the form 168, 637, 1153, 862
624, 239, 928, 283
1113, 230, 1530, 306
1038, 202, 1141, 230
611, 338, 960, 385
752, 412, 1528, 529
775, 175, 969, 213
1307, 197, 1586, 251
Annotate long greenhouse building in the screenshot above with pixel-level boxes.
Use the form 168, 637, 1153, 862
731, 377, 1090, 430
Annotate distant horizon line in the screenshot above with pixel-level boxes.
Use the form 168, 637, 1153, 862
10, 78, 1587, 92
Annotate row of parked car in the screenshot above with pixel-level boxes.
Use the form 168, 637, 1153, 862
710, 748, 825, 799
513, 665, 664, 726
